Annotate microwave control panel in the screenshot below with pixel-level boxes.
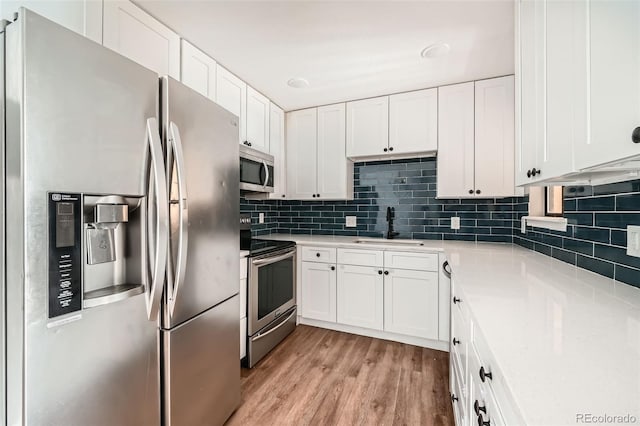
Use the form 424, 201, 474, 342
48, 192, 82, 318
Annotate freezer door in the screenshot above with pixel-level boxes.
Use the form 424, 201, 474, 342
163, 295, 240, 426
4, 10, 160, 426
161, 77, 240, 328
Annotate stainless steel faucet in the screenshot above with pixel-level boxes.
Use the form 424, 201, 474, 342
386, 206, 400, 239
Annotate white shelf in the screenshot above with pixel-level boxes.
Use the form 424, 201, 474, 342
520, 216, 568, 233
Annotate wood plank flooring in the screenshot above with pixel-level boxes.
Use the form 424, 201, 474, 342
225, 325, 454, 426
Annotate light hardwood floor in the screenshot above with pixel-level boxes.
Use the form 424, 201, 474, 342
226, 325, 454, 426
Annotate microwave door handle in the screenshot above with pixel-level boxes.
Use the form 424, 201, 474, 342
262, 160, 270, 188
145, 117, 169, 321
252, 250, 295, 267
168, 122, 189, 317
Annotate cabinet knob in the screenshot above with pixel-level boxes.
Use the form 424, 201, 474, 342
282, 194, 285, 198
312, 194, 316, 198
476, 189, 481, 195
632, 127, 640, 143
316, 253, 321, 257
477, 415, 490, 426
526, 169, 532, 178
468, 189, 474, 194
453, 296, 461, 304
243, 141, 249, 146
378, 270, 383, 275
479, 366, 493, 382
384, 147, 388, 152
474, 400, 487, 416
384, 270, 389, 275
389, 147, 394, 152
452, 338, 460, 345
532, 168, 541, 176
330, 266, 336, 271
317, 194, 320, 198
451, 394, 459, 403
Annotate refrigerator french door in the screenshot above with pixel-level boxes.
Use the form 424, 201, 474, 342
3, 9, 163, 426
160, 77, 240, 425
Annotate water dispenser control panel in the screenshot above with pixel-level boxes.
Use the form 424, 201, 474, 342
48, 193, 82, 318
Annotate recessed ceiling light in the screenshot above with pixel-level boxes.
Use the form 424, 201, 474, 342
287, 77, 309, 89
420, 43, 451, 59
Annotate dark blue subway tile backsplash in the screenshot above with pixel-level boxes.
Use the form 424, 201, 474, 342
515, 179, 640, 289
241, 156, 640, 289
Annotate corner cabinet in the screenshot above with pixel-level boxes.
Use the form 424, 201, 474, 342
286, 105, 354, 200
180, 40, 217, 101
438, 76, 516, 198
103, 0, 180, 79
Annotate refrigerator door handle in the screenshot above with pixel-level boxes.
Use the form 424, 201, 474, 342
146, 117, 169, 321
168, 122, 189, 316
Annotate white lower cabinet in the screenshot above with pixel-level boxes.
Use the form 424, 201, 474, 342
383, 269, 438, 340
336, 264, 384, 331
301, 261, 337, 323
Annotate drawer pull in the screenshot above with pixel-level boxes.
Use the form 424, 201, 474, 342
477, 415, 490, 426
316, 253, 321, 257
451, 393, 459, 403
479, 366, 493, 382
474, 400, 487, 416
378, 270, 383, 275
453, 296, 461, 304
452, 338, 460, 346
330, 266, 335, 271
384, 270, 389, 275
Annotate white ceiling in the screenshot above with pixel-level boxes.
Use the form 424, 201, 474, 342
134, 0, 514, 111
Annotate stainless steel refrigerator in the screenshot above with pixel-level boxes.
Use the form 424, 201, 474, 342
1, 9, 240, 426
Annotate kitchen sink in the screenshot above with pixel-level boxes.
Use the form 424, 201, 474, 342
354, 238, 424, 246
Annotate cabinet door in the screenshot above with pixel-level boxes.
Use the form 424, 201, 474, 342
437, 82, 475, 198
301, 262, 336, 323
246, 86, 270, 152
103, 0, 180, 78
346, 96, 389, 158
384, 269, 439, 340
317, 103, 352, 200
515, 0, 543, 186
180, 40, 216, 101
578, 1, 640, 169
216, 65, 247, 143
474, 76, 516, 198
543, 0, 585, 179
337, 264, 383, 330
2, 0, 102, 43
286, 108, 318, 200
268, 103, 287, 199
389, 88, 438, 155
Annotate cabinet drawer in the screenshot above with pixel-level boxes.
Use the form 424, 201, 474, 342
471, 329, 510, 414
384, 251, 438, 271
469, 344, 507, 426
450, 362, 467, 426
337, 248, 383, 267
301, 246, 337, 263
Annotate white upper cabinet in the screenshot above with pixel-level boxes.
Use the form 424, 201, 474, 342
216, 65, 247, 144
180, 40, 216, 101
103, 1, 180, 79
389, 88, 438, 155
286, 108, 318, 200
245, 86, 270, 152
474, 76, 515, 198
286, 105, 353, 201
2, 0, 102, 43
317, 103, 353, 199
437, 82, 475, 198
346, 96, 389, 158
578, 1, 640, 170
269, 103, 286, 199
437, 77, 516, 198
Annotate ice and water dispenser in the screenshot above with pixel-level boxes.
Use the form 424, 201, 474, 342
48, 192, 147, 318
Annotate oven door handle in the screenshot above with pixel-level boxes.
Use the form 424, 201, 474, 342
251, 309, 296, 342
252, 249, 295, 267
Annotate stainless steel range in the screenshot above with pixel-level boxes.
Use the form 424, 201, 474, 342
240, 215, 296, 367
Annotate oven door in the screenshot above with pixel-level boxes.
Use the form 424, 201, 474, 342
248, 247, 296, 335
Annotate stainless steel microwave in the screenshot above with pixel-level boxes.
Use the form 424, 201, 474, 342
239, 145, 274, 193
